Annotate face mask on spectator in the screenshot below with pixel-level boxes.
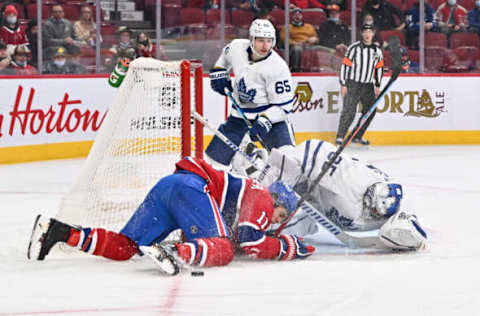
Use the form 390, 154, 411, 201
16, 60, 27, 67
54, 59, 66, 67
447, 0, 456, 5
329, 17, 339, 22
6, 16, 17, 24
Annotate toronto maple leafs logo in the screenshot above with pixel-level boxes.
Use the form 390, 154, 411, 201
237, 78, 256, 103
325, 207, 356, 230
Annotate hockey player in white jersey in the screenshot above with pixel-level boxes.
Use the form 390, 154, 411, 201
205, 19, 296, 169
239, 140, 427, 251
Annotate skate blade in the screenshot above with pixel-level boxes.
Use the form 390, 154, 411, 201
27, 214, 49, 260
140, 245, 180, 276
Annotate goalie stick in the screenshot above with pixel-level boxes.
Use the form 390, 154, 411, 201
192, 110, 387, 249
273, 36, 403, 238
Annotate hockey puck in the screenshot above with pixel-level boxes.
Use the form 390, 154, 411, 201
191, 271, 204, 277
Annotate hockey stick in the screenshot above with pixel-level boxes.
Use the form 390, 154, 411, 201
225, 90, 270, 151
192, 110, 386, 249
274, 36, 403, 237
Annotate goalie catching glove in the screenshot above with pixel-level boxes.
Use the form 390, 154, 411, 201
278, 235, 315, 260
209, 68, 232, 96
379, 211, 427, 250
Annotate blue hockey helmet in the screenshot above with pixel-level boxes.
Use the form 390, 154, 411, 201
268, 181, 298, 214
363, 182, 403, 217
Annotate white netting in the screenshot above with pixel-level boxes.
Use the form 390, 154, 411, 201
56, 58, 199, 234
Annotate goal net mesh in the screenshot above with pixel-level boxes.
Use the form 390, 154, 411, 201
56, 58, 202, 235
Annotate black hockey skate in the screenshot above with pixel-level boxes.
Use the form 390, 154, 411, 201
27, 215, 76, 260
352, 138, 371, 146
140, 243, 181, 276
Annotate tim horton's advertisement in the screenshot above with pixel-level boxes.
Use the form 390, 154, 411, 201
1, 75, 479, 149
0, 77, 115, 147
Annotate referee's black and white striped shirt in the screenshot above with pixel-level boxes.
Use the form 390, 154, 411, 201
339, 41, 384, 87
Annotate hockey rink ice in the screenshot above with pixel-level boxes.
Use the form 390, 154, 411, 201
1, 145, 479, 316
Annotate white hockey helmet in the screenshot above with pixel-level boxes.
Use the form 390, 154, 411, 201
363, 182, 403, 218
249, 19, 276, 57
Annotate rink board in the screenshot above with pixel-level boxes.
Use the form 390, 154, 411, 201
0, 74, 479, 163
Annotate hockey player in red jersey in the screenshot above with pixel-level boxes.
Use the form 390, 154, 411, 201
28, 157, 315, 275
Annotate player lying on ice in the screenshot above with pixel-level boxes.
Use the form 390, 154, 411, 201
234, 139, 427, 251
28, 157, 315, 275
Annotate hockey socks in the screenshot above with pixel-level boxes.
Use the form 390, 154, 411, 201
67, 228, 138, 261
175, 237, 233, 267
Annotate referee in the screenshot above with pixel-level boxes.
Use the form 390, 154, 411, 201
336, 23, 384, 146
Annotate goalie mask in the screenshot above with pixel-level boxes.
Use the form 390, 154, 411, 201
268, 181, 298, 214
363, 182, 403, 218
249, 19, 276, 57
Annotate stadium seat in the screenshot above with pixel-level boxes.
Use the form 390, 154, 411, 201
231, 9, 254, 28
162, 4, 181, 28
179, 7, 204, 25
307, 49, 338, 72
458, 0, 475, 10
388, 0, 404, 10
425, 46, 448, 72
302, 10, 326, 27
425, 32, 448, 48
340, 10, 351, 27
270, 8, 285, 28
63, 4, 80, 21
408, 49, 419, 63
453, 46, 478, 70
449, 32, 480, 49
26, 3, 50, 20
404, 0, 418, 10
205, 9, 231, 27
379, 30, 407, 46
206, 23, 237, 40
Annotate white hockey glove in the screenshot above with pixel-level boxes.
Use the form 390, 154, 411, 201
379, 211, 427, 250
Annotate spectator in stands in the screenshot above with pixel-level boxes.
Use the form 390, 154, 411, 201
0, 5, 28, 55
289, 0, 326, 10
405, 0, 437, 48
135, 32, 168, 60
322, 0, 347, 11
43, 46, 86, 74
109, 26, 136, 62
26, 20, 38, 67
361, 0, 405, 31
0, 41, 14, 75
73, 5, 99, 48
8, 44, 37, 75
280, 7, 319, 72
400, 47, 419, 73
435, 0, 467, 35
43, 4, 81, 57
467, 0, 480, 35
317, 4, 350, 51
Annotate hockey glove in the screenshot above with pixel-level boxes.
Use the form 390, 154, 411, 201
278, 235, 315, 260
249, 115, 272, 142
209, 68, 232, 96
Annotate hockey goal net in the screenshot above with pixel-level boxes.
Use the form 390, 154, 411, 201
55, 58, 203, 233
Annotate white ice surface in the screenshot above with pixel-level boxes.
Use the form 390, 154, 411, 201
1, 145, 480, 316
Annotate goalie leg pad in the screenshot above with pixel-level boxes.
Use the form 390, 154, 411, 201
379, 212, 427, 250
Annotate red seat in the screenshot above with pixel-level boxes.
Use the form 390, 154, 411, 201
206, 23, 237, 40
63, 4, 80, 21
205, 9, 231, 27
404, 0, 418, 9
425, 46, 448, 72
378, 30, 407, 46
453, 46, 478, 69
26, 3, 50, 20
388, 0, 404, 10
180, 7, 205, 25
425, 32, 448, 48
408, 49, 419, 63
231, 9, 254, 27
308, 49, 337, 72
458, 0, 475, 10
449, 32, 480, 49
340, 10, 351, 27
162, 4, 181, 28
270, 8, 285, 27
302, 10, 326, 27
